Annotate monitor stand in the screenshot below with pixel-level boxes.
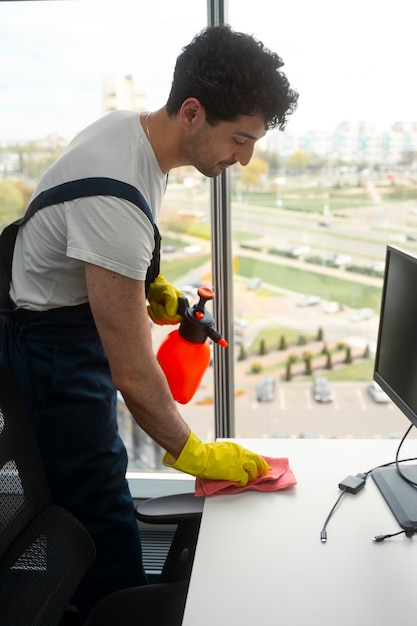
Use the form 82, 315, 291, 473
372, 465, 417, 532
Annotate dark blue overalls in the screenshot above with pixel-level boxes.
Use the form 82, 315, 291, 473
0, 178, 162, 619
1, 304, 148, 615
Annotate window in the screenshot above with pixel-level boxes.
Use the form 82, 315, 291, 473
222, 0, 417, 441
2, 1, 417, 493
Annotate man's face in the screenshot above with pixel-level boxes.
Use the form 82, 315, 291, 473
182, 112, 267, 178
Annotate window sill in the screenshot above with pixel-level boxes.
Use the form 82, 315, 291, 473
127, 471, 195, 498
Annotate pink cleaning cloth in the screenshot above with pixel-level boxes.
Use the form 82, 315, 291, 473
195, 456, 297, 497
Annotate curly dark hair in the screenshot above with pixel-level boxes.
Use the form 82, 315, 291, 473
166, 25, 298, 130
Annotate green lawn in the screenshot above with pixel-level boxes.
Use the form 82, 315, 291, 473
237, 254, 382, 310
161, 253, 210, 283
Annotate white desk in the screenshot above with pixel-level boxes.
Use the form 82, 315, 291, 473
182, 438, 417, 626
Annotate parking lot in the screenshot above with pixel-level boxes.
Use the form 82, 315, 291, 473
233, 381, 413, 441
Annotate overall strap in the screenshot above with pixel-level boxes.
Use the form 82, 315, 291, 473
0, 177, 160, 309
21, 177, 154, 225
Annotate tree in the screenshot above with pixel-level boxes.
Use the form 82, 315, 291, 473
303, 352, 312, 376
345, 346, 352, 364
255, 148, 280, 173
258, 339, 267, 356
286, 150, 308, 175
285, 360, 292, 381
239, 157, 268, 189
0, 180, 26, 224
325, 351, 333, 370
238, 344, 247, 361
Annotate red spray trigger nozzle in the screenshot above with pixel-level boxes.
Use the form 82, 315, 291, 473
177, 285, 227, 348
194, 286, 214, 318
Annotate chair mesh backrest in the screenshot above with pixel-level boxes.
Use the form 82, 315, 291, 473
0, 364, 96, 625
0, 505, 96, 625
0, 363, 49, 558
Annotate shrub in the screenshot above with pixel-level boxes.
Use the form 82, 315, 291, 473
345, 346, 352, 364
238, 344, 247, 361
325, 351, 333, 370
258, 339, 267, 356
304, 354, 312, 376
250, 362, 263, 374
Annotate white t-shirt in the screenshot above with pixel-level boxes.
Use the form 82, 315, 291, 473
11, 111, 166, 311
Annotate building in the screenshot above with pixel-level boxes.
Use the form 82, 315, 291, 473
102, 73, 147, 114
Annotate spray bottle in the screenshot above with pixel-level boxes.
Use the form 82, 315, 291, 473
157, 286, 228, 404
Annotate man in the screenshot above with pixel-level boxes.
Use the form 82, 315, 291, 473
1, 24, 298, 619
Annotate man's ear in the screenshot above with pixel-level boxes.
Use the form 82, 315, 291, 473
180, 98, 206, 130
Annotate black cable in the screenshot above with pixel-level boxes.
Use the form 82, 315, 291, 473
320, 423, 417, 543
395, 424, 417, 488
372, 425, 417, 541
320, 488, 347, 543
373, 530, 412, 542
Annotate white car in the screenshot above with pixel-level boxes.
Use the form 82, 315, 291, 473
183, 244, 202, 254
322, 301, 343, 314
313, 376, 334, 403
367, 382, 390, 404
350, 308, 374, 322
297, 295, 321, 307
256, 376, 276, 402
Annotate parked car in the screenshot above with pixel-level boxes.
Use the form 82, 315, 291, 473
256, 376, 275, 402
313, 376, 334, 403
183, 244, 202, 254
367, 381, 390, 404
297, 295, 321, 307
350, 308, 374, 322
322, 301, 343, 314
246, 277, 262, 290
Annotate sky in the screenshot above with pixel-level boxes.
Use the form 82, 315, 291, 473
0, 0, 416, 142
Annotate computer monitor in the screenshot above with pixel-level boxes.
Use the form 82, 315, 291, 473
373, 245, 417, 532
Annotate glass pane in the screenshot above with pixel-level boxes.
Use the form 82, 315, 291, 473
225, 0, 417, 441
0, 0, 209, 473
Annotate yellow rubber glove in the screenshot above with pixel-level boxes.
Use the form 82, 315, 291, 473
147, 274, 184, 325
163, 431, 271, 487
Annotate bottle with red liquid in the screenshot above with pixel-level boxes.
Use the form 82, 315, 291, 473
156, 286, 228, 404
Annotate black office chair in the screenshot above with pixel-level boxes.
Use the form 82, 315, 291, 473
0, 358, 202, 626
0, 363, 96, 626
136, 491, 204, 582
85, 492, 204, 626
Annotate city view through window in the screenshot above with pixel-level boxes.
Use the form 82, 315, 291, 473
1, 0, 417, 472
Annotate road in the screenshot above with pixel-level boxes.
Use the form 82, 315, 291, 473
232, 198, 417, 267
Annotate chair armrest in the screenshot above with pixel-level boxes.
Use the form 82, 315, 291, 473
135, 492, 204, 525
